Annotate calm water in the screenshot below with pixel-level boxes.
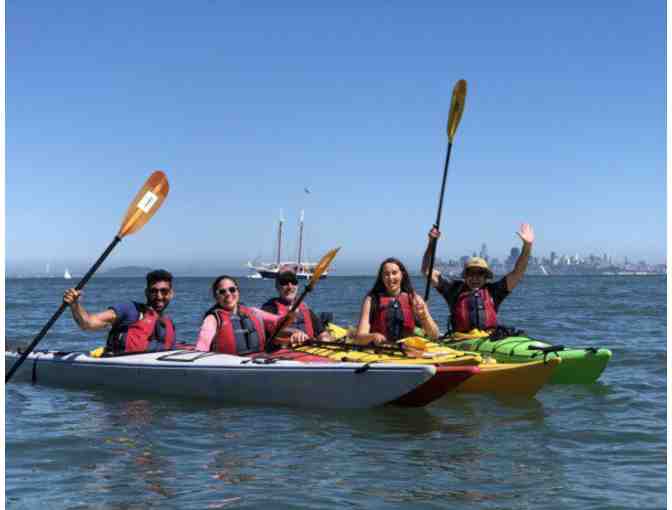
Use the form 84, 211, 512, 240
5, 275, 667, 509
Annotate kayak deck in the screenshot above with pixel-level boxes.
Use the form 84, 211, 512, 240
5, 349, 454, 409
444, 336, 611, 384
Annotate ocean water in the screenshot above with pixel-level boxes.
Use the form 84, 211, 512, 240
4, 275, 667, 509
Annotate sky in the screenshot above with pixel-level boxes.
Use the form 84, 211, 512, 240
5, 1, 667, 276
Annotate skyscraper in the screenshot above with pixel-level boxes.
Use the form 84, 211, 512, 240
480, 243, 488, 261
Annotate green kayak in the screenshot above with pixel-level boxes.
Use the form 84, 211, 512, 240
441, 335, 611, 384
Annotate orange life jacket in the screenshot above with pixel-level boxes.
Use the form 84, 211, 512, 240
209, 305, 266, 355
267, 298, 315, 338
369, 293, 416, 342
107, 303, 176, 354
451, 287, 498, 332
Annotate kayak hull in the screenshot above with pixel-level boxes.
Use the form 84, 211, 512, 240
455, 358, 560, 397
297, 344, 558, 397
5, 350, 448, 409
445, 336, 611, 384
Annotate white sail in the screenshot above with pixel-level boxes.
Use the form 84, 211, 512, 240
64, 268, 72, 280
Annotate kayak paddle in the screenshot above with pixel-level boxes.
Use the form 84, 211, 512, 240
5, 171, 170, 383
268, 247, 340, 345
423, 79, 467, 301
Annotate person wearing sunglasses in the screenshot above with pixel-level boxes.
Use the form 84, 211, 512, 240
354, 257, 439, 346
63, 269, 177, 354
421, 223, 535, 333
260, 270, 332, 350
195, 275, 297, 354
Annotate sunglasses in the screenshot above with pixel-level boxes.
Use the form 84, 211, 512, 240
217, 286, 238, 296
149, 288, 171, 296
466, 270, 488, 277
278, 279, 298, 286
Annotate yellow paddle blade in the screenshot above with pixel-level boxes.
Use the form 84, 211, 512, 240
447, 79, 467, 142
308, 247, 340, 287
117, 171, 170, 238
398, 336, 431, 351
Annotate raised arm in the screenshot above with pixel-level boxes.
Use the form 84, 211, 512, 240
421, 227, 442, 288
63, 288, 117, 331
505, 223, 535, 292
353, 296, 387, 346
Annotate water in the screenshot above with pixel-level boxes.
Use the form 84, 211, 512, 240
5, 275, 667, 509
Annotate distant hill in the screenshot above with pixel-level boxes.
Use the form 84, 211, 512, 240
102, 266, 154, 277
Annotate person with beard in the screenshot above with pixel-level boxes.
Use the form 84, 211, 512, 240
261, 270, 332, 351
421, 224, 534, 333
63, 269, 177, 355
354, 258, 439, 346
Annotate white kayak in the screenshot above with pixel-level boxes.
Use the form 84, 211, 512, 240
4, 349, 455, 409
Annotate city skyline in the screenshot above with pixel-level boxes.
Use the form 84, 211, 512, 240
6, 243, 666, 279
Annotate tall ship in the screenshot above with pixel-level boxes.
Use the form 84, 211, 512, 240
247, 210, 328, 280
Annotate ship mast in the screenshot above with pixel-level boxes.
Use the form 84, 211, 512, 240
276, 210, 284, 268
297, 209, 304, 271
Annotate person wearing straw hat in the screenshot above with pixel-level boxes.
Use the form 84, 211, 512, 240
421, 224, 534, 333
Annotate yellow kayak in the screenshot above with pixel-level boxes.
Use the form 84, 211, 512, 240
315, 324, 559, 397
297, 343, 482, 366
456, 357, 560, 397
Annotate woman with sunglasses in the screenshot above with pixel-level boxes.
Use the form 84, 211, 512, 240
353, 258, 439, 346
421, 223, 535, 333
63, 269, 177, 354
195, 275, 298, 354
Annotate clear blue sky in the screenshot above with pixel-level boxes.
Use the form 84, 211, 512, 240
6, 1, 666, 276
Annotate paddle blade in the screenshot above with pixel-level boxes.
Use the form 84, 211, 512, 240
447, 79, 467, 142
308, 247, 340, 286
117, 171, 170, 238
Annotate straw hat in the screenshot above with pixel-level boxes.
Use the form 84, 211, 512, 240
462, 257, 494, 279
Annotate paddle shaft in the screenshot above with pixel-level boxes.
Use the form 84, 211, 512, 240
305, 338, 411, 357
5, 235, 122, 383
423, 141, 454, 301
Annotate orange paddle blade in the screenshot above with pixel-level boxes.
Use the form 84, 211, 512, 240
447, 79, 467, 142
118, 171, 170, 238
308, 247, 340, 287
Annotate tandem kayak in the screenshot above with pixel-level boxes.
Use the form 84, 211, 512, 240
296, 343, 560, 398
443, 332, 611, 384
4, 349, 473, 409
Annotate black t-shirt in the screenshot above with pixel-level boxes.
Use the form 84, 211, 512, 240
436, 276, 510, 311
260, 298, 325, 336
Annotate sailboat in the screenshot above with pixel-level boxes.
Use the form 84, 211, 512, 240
64, 268, 72, 280
246, 210, 328, 280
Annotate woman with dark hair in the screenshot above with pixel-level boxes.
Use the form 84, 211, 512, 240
354, 258, 439, 346
195, 275, 299, 354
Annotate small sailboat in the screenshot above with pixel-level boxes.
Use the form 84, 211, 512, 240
64, 268, 72, 280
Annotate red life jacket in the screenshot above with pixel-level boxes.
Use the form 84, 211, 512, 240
269, 299, 315, 338
451, 287, 498, 332
370, 293, 416, 342
210, 305, 266, 355
107, 304, 176, 354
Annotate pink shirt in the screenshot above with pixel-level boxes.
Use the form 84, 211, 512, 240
195, 307, 282, 352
